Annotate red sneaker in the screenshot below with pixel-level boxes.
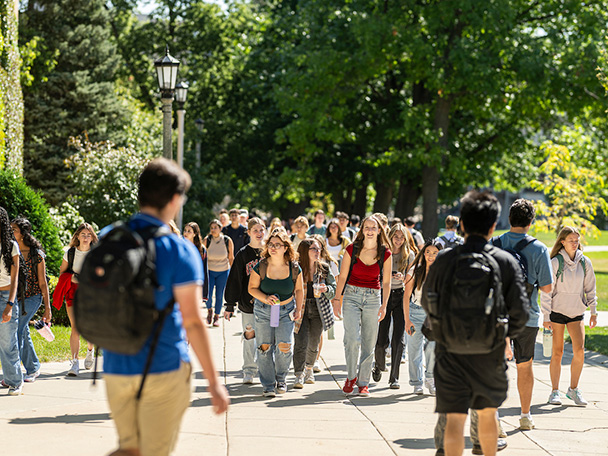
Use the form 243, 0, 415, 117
343, 377, 358, 394
358, 385, 370, 397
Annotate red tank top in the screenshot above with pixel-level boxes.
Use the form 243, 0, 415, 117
345, 243, 391, 289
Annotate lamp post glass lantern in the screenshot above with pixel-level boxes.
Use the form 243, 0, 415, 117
154, 45, 180, 160
175, 81, 189, 105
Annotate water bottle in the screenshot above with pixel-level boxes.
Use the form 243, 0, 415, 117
270, 295, 280, 327
543, 328, 553, 357
34, 320, 55, 342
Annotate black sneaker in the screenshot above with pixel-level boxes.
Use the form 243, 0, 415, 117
372, 367, 382, 383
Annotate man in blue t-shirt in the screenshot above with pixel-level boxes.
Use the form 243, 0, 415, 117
495, 199, 552, 431
103, 158, 229, 456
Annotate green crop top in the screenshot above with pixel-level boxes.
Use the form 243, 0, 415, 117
253, 262, 300, 301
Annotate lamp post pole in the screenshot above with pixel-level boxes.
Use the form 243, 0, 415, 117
195, 118, 203, 169
154, 45, 180, 160
174, 81, 189, 231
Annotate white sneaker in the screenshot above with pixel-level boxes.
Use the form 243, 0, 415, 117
67, 359, 79, 377
24, 370, 40, 383
313, 360, 321, 373
413, 385, 424, 395
425, 378, 436, 396
567, 387, 588, 406
548, 390, 562, 405
84, 349, 94, 370
8, 384, 23, 396
304, 367, 315, 384
243, 373, 254, 385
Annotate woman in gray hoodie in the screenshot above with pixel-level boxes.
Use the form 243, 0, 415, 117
541, 226, 597, 407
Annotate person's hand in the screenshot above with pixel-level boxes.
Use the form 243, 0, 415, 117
2, 305, 12, 323
319, 283, 328, 293
293, 309, 302, 321
543, 321, 553, 331
589, 314, 598, 329
43, 307, 52, 324
208, 382, 230, 415
265, 295, 278, 305
378, 305, 387, 322
224, 311, 233, 321
393, 272, 404, 282
405, 319, 414, 336
505, 342, 513, 361
332, 298, 342, 319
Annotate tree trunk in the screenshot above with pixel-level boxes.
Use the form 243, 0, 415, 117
373, 179, 395, 215
352, 180, 369, 218
283, 198, 310, 220
395, 174, 421, 218
421, 96, 451, 239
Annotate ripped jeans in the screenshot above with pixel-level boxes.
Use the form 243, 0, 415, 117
253, 298, 295, 391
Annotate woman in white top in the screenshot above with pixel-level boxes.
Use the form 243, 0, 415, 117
0, 206, 22, 395
325, 218, 350, 267
204, 219, 234, 327
541, 226, 597, 407
59, 223, 98, 376
403, 239, 442, 395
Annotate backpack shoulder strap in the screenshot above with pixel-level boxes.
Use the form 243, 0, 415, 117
378, 245, 387, 286
556, 255, 564, 282
258, 258, 268, 280
341, 243, 360, 296
490, 236, 502, 248
204, 234, 212, 248
514, 235, 535, 252
67, 247, 76, 273
224, 235, 230, 250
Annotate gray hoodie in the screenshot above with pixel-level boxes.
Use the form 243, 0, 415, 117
541, 248, 597, 321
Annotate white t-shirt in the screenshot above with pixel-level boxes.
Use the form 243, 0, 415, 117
63, 248, 89, 274
327, 242, 343, 263
0, 241, 20, 287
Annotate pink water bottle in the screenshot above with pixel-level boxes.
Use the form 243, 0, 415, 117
270, 295, 280, 327
34, 320, 55, 342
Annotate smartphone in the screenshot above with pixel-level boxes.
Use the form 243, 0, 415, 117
409, 325, 416, 335
289, 309, 296, 321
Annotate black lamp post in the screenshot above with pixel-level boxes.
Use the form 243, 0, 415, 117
154, 45, 180, 159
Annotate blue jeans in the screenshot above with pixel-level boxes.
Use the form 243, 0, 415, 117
253, 298, 295, 391
407, 303, 435, 386
207, 269, 229, 314
18, 294, 43, 375
342, 284, 381, 387
241, 311, 257, 377
0, 290, 23, 387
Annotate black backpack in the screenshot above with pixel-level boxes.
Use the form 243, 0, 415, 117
491, 235, 535, 297
204, 234, 229, 251
427, 244, 508, 355
440, 234, 464, 249
74, 222, 174, 398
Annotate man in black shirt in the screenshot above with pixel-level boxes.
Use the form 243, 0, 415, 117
222, 208, 249, 253
422, 190, 529, 456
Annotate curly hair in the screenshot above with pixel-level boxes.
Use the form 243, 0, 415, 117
261, 228, 297, 263
0, 207, 15, 275
11, 217, 44, 265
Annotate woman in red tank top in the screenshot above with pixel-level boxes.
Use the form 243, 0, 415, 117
334, 215, 392, 397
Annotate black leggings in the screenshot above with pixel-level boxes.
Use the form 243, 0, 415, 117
374, 288, 405, 383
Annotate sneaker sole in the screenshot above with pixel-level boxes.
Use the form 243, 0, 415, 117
67, 372, 78, 377
293, 384, 304, 389
566, 395, 587, 406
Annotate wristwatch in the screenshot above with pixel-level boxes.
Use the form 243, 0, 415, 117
6, 301, 14, 306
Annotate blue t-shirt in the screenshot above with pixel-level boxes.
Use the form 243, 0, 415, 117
498, 232, 553, 328
307, 225, 326, 236
103, 213, 204, 375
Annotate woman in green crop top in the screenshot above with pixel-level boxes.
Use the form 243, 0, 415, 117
249, 229, 303, 397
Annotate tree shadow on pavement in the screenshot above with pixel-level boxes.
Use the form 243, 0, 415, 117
9, 412, 110, 425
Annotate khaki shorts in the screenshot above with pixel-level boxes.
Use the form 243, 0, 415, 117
105, 362, 192, 456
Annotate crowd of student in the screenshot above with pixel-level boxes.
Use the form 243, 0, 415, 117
0, 167, 599, 456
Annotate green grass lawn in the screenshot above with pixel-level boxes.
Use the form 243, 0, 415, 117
565, 326, 608, 357
494, 229, 608, 247
31, 325, 90, 362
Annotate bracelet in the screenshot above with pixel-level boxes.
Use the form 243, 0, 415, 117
6, 301, 14, 307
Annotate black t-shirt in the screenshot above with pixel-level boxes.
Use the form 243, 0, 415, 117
222, 224, 249, 253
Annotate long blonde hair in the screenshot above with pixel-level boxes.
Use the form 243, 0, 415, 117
389, 223, 417, 273
550, 226, 582, 258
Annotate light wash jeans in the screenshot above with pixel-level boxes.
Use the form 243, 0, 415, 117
241, 311, 257, 377
407, 302, 435, 386
342, 284, 381, 387
253, 298, 295, 391
18, 294, 43, 375
0, 290, 23, 387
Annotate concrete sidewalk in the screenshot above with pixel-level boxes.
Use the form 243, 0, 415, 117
3, 316, 608, 455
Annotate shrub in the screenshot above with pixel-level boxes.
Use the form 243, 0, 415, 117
0, 168, 63, 274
